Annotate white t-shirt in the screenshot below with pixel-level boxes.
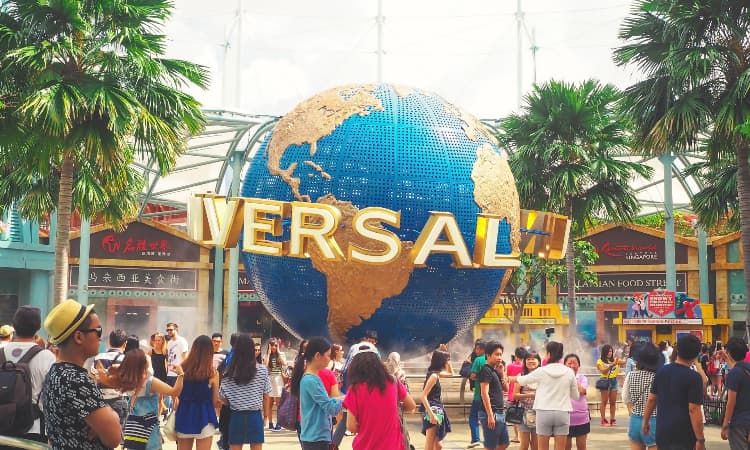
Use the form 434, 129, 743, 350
167, 335, 189, 376
3, 343, 56, 434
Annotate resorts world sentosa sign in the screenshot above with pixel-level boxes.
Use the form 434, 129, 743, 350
187, 193, 571, 267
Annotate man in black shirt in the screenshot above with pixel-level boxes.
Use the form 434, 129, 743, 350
478, 340, 509, 450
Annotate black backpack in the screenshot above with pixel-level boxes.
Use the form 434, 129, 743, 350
0, 345, 44, 435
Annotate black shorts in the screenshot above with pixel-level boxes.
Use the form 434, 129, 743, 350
568, 422, 590, 437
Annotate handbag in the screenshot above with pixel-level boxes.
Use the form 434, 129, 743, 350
423, 405, 445, 425
524, 408, 536, 426
459, 360, 473, 378
277, 387, 299, 431
505, 402, 525, 425
160, 409, 176, 441
124, 413, 158, 450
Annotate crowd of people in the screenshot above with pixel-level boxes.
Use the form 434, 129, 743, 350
2, 299, 750, 450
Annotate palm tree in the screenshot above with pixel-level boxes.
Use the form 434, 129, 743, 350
614, 0, 750, 339
501, 79, 652, 330
0, 0, 208, 303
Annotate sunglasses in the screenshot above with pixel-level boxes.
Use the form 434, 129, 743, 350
166, 329, 175, 332
79, 326, 103, 338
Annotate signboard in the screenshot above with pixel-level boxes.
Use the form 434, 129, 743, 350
623, 318, 702, 325
676, 330, 704, 341
479, 318, 556, 325
625, 329, 653, 343
625, 291, 702, 321
584, 226, 688, 266
238, 273, 256, 293
70, 221, 201, 262
70, 265, 197, 291
558, 272, 687, 295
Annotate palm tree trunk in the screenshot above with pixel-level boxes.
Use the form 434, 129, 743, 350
53, 153, 74, 304
566, 198, 577, 332
735, 142, 750, 341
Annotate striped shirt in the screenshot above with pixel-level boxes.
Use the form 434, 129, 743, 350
623, 369, 656, 417
220, 364, 271, 411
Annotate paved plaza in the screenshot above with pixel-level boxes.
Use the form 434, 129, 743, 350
161, 410, 726, 450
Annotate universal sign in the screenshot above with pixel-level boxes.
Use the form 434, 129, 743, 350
187, 193, 571, 268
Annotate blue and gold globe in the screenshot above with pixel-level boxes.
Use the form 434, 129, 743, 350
241, 84, 520, 356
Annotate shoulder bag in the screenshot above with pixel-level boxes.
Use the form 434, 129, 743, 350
459, 360, 473, 378
505, 401, 525, 425
277, 387, 299, 431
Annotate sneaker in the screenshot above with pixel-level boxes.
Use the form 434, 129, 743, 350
600, 419, 609, 426
610, 419, 617, 426
273, 424, 283, 431
344, 431, 354, 436
467, 442, 482, 449
268, 423, 275, 431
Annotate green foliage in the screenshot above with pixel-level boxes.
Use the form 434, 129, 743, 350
0, 0, 209, 225
501, 79, 653, 232
615, 0, 750, 231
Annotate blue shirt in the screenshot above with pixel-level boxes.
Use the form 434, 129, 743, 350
299, 373, 343, 442
726, 361, 750, 426
650, 363, 702, 447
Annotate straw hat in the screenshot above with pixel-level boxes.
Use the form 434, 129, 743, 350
44, 299, 95, 344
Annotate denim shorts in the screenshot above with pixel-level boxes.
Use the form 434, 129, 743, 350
478, 411, 510, 448
627, 414, 656, 447
598, 377, 618, 391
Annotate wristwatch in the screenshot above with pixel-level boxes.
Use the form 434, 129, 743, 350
696, 438, 706, 444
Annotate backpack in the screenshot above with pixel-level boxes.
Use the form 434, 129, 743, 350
0, 345, 44, 436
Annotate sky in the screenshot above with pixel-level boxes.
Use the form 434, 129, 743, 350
164, 0, 640, 119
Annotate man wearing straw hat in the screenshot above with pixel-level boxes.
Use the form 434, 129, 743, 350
42, 299, 122, 450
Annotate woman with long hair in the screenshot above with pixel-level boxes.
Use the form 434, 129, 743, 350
98, 349, 184, 450
596, 344, 622, 426
263, 338, 287, 431
420, 348, 453, 450
343, 350, 416, 450
508, 341, 579, 450
564, 354, 589, 450
514, 351, 541, 450
150, 332, 169, 415
290, 337, 343, 450
220, 334, 271, 450
327, 344, 345, 388
175, 335, 220, 450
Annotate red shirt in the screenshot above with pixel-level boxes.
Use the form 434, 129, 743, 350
506, 361, 523, 401
343, 380, 407, 450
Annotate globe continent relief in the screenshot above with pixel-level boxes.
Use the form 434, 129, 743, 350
241, 83, 520, 356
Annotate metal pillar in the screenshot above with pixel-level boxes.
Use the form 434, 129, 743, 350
213, 248, 224, 333
659, 153, 677, 292
77, 218, 91, 305
697, 226, 710, 303
226, 151, 243, 336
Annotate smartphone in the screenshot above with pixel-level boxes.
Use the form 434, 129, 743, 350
716, 341, 723, 351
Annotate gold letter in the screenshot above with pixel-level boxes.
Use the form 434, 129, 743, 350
288, 202, 344, 260
411, 212, 473, 268
349, 207, 402, 265
473, 214, 521, 268
242, 200, 291, 256
201, 194, 244, 248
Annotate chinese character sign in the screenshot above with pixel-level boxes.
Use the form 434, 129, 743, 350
70, 265, 197, 291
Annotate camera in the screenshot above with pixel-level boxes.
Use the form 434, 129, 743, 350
544, 327, 555, 338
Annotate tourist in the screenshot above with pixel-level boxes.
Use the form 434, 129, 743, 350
97, 348, 185, 450
1, 306, 56, 442
0, 324, 14, 347
596, 344, 622, 426
477, 340, 508, 450
385, 351, 407, 385
328, 343, 345, 388
149, 332, 169, 416
622, 342, 661, 450
421, 347, 454, 450
91, 329, 129, 429
175, 335, 220, 450
220, 334, 271, 450
563, 354, 589, 450
254, 340, 263, 364
513, 350, 541, 450
709, 343, 725, 396
507, 347, 527, 444
343, 348, 416, 450
264, 338, 287, 431
166, 322, 189, 409
212, 332, 228, 370
290, 337, 343, 450
466, 339, 486, 448
42, 299, 122, 450
509, 341, 578, 450
720, 337, 750, 449
642, 334, 705, 449
124, 334, 140, 353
